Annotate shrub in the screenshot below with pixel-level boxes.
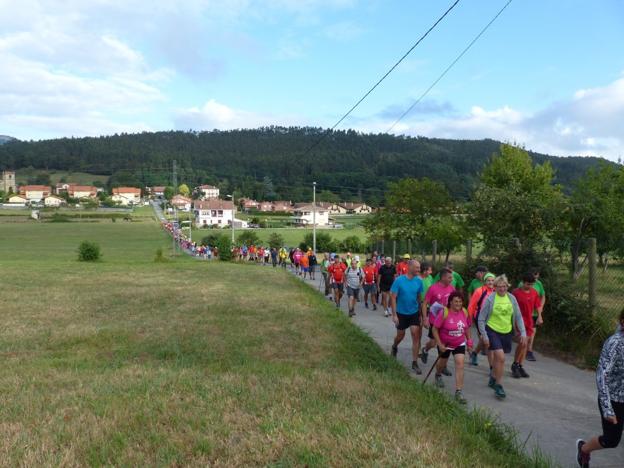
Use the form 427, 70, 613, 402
268, 232, 284, 249
303, 232, 337, 252
339, 235, 363, 253
237, 230, 260, 246
154, 248, 168, 262
216, 235, 233, 261
201, 233, 221, 247
50, 213, 71, 223
78, 241, 101, 262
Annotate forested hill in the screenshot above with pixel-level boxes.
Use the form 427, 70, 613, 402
0, 127, 609, 203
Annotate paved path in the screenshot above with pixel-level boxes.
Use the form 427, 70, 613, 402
288, 269, 623, 468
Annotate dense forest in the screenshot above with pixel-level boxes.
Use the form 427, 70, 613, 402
0, 127, 610, 203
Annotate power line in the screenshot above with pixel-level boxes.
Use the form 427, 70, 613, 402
302, 0, 462, 156
387, 0, 514, 133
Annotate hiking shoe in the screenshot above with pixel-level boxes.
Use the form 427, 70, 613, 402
494, 384, 506, 399
373, 304, 377, 311
420, 347, 429, 364
435, 374, 444, 388
441, 367, 452, 377
455, 390, 467, 404
411, 361, 422, 375
488, 376, 496, 389
364, 302, 369, 309
527, 351, 537, 361
469, 351, 478, 366
518, 365, 530, 378
576, 439, 590, 468
384, 309, 390, 317
391, 345, 398, 357
511, 363, 522, 379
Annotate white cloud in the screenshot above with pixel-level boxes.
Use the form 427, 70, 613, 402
366, 76, 624, 160
323, 20, 364, 41
174, 99, 303, 130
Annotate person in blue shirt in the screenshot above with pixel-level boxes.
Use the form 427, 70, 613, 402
390, 260, 425, 375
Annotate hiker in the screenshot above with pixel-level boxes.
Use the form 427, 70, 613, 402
467, 265, 489, 297
362, 258, 378, 310
420, 268, 456, 375
328, 255, 347, 308
344, 259, 364, 317
478, 275, 527, 400
576, 308, 624, 468
270, 247, 278, 267
308, 250, 317, 280
390, 260, 425, 375
293, 248, 303, 275
511, 274, 543, 378
468, 272, 496, 366
395, 254, 410, 276
431, 291, 472, 404
525, 268, 546, 362
378, 257, 396, 317
433, 261, 465, 292
300, 251, 310, 279
320, 253, 331, 296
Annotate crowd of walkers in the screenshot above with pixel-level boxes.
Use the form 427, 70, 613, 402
160, 221, 624, 466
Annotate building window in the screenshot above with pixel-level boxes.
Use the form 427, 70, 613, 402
211, 210, 217, 217
218, 210, 223, 217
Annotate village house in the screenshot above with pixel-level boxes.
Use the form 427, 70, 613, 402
292, 204, 330, 227
171, 194, 192, 212
44, 195, 65, 207
325, 203, 347, 214
151, 186, 166, 198
68, 185, 98, 199
19, 185, 51, 203
239, 198, 259, 211
272, 200, 293, 213
339, 202, 373, 214
196, 184, 220, 200
194, 199, 235, 227
258, 201, 274, 212
7, 194, 28, 205
111, 187, 141, 206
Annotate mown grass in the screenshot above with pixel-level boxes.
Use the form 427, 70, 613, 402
0, 221, 550, 466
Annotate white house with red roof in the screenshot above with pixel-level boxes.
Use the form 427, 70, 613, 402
196, 184, 220, 200
112, 187, 141, 206
19, 185, 51, 202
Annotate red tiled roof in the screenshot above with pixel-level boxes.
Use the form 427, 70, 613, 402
112, 187, 141, 195
194, 200, 234, 210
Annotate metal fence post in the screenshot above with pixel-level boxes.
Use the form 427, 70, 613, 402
432, 239, 437, 268
466, 239, 473, 268
392, 240, 397, 261
588, 237, 597, 314
381, 239, 385, 256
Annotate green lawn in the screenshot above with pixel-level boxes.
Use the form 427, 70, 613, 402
0, 221, 549, 466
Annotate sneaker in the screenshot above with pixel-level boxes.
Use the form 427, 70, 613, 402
435, 374, 444, 388
364, 302, 369, 309
441, 367, 452, 377
373, 304, 377, 311
511, 363, 522, 379
469, 351, 478, 366
384, 309, 390, 317
518, 365, 530, 378
527, 351, 537, 362
455, 390, 467, 404
576, 439, 590, 468
420, 347, 429, 364
391, 345, 398, 357
411, 361, 422, 375
488, 376, 496, 388
494, 384, 506, 399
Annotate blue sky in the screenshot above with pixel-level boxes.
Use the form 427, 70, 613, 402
1, 0, 623, 159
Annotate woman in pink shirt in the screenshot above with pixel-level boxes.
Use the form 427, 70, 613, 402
432, 291, 472, 404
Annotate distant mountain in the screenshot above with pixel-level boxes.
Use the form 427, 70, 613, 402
0, 135, 17, 145
0, 128, 614, 202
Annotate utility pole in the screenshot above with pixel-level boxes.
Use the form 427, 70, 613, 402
312, 182, 317, 253
227, 194, 235, 244
172, 159, 178, 193
172, 159, 178, 256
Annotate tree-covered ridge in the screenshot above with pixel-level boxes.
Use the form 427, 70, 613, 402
0, 127, 610, 203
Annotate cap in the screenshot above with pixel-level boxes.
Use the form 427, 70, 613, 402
355, 255, 360, 261
483, 272, 496, 280
403, 253, 411, 259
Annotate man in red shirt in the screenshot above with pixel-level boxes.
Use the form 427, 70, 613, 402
511, 273, 542, 378
362, 258, 378, 311
396, 254, 410, 276
328, 255, 347, 308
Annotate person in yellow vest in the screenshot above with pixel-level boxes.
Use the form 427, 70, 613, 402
477, 274, 527, 400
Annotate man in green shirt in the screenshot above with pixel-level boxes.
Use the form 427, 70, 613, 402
419, 261, 434, 296
467, 265, 488, 297
433, 261, 465, 291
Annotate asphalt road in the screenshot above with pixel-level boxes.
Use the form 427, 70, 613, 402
291, 269, 624, 468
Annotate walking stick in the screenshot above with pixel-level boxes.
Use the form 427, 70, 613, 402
422, 347, 454, 385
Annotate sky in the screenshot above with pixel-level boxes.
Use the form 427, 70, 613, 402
1, 0, 623, 160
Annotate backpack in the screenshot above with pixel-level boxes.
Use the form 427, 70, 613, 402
476, 289, 490, 315
443, 307, 469, 320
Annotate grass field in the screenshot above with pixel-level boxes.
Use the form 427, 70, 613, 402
0, 220, 548, 466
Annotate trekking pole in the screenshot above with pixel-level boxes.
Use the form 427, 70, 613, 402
422, 347, 454, 385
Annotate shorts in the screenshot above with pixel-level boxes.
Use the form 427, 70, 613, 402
347, 287, 360, 297
302, 267, 309, 272
363, 283, 377, 294
438, 344, 466, 359
521, 311, 535, 337
396, 312, 421, 330
598, 399, 624, 448
485, 326, 513, 353
380, 282, 392, 293
332, 283, 344, 292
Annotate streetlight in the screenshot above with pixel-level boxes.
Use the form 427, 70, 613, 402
312, 182, 317, 253
226, 194, 235, 244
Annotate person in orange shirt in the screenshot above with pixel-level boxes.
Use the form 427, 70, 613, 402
396, 254, 410, 276
468, 272, 495, 367
362, 258, 378, 311
300, 253, 310, 279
